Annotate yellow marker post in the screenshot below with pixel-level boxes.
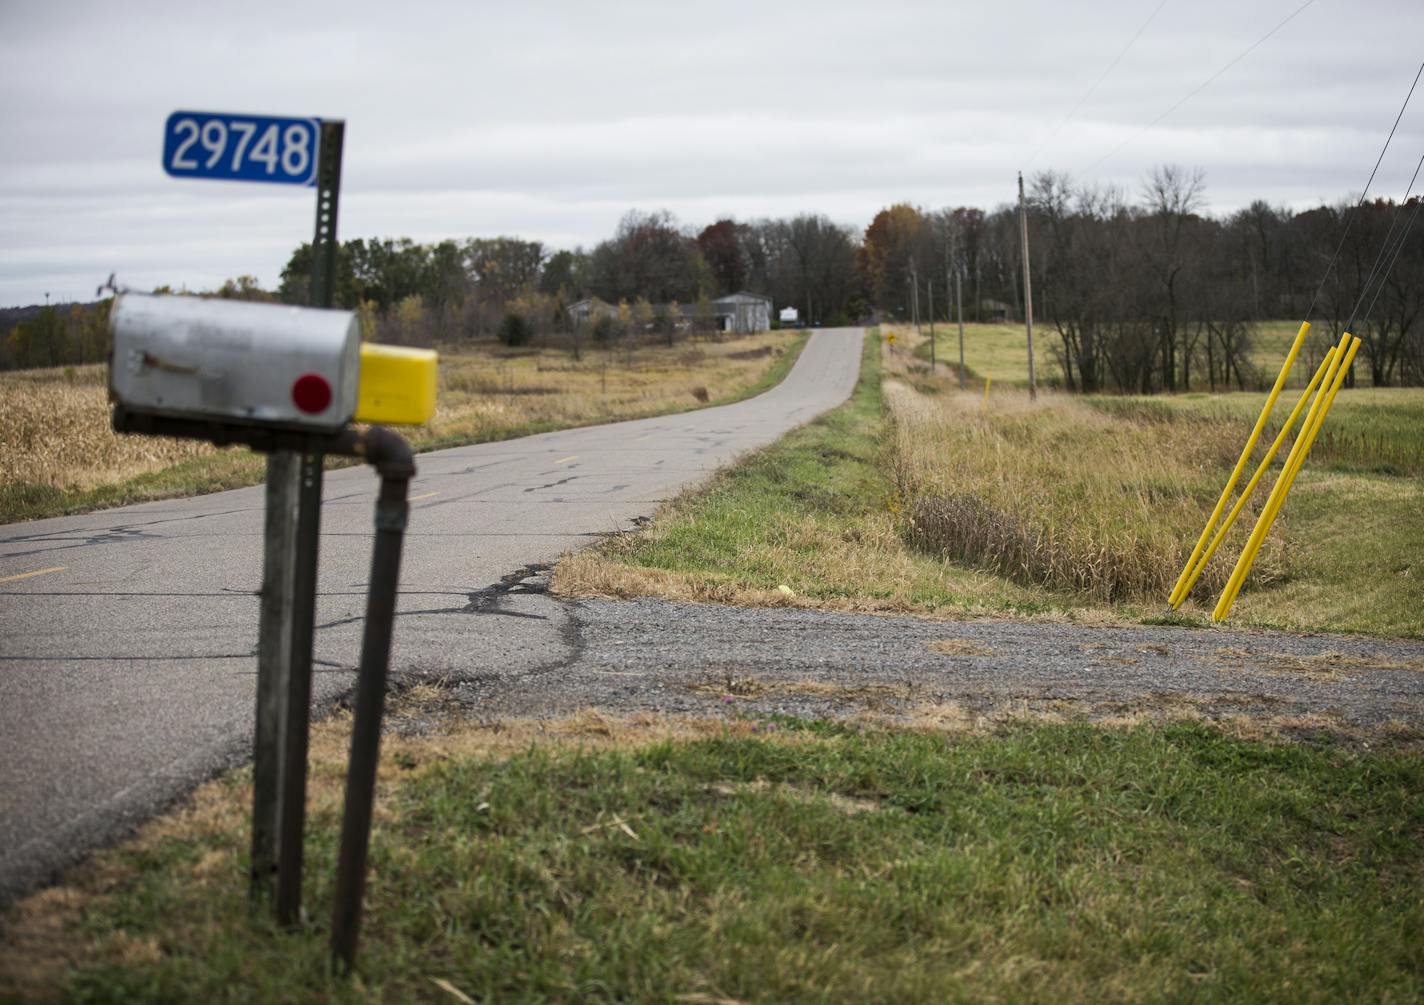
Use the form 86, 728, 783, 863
1168, 321, 1309, 607
1213, 334, 1360, 621
1172, 348, 1335, 607
983, 377, 992, 405
1213, 336, 1347, 620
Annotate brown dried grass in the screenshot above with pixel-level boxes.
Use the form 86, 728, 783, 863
422, 332, 798, 447
0, 364, 215, 489
0, 331, 799, 519
883, 362, 1287, 603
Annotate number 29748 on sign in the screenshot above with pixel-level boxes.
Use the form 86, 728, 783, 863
163, 111, 320, 186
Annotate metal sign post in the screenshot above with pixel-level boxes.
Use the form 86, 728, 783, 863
152, 111, 422, 975
159, 110, 344, 917
276, 118, 344, 927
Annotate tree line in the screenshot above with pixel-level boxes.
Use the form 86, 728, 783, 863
4, 169, 1420, 387
265, 209, 864, 350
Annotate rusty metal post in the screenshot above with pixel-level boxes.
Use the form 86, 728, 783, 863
330, 428, 415, 974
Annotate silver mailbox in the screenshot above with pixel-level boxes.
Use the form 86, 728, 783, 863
110, 293, 361, 432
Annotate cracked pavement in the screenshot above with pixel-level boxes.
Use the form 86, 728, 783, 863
0, 328, 863, 906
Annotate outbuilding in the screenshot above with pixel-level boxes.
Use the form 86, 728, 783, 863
711, 292, 772, 334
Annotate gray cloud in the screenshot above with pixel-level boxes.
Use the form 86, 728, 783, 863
1, 0, 1421, 305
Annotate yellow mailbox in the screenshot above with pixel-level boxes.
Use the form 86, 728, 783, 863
355, 344, 438, 426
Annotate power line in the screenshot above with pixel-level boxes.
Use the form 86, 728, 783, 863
1030, 0, 1172, 165
1347, 144, 1424, 329
1078, 0, 1317, 177
1358, 198, 1423, 330
1305, 59, 1424, 320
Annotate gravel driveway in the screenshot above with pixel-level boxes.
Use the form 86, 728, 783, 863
400, 570, 1424, 742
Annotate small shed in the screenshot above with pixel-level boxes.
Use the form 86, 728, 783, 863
713, 292, 772, 334
980, 299, 1012, 323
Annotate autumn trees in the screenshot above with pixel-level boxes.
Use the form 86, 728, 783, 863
699, 215, 860, 326
5, 182, 1419, 387
921, 174, 1424, 392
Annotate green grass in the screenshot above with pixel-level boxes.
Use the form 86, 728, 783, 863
1078, 387, 1424, 634
0, 448, 270, 524
1090, 387, 1424, 476
573, 330, 1051, 615
906, 319, 1395, 393
904, 322, 1055, 388
1247, 320, 1389, 390
23, 723, 1424, 1003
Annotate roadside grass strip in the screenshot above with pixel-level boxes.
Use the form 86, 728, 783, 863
4, 721, 1421, 1002
559, 332, 1422, 635
556, 331, 1054, 618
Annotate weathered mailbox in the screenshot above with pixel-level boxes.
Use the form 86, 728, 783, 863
111, 293, 361, 430
108, 289, 436, 974
110, 292, 436, 430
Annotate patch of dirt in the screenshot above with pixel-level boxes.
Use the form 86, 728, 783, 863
708, 780, 883, 816
927, 638, 996, 656
688, 674, 922, 711
1214, 647, 1424, 679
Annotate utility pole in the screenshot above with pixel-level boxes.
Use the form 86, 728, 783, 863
955, 262, 966, 391
927, 275, 936, 370
1018, 172, 1038, 400
909, 260, 920, 334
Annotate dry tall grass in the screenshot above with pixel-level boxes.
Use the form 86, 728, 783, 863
426, 333, 797, 446
884, 348, 1287, 603
0, 332, 800, 520
0, 364, 213, 489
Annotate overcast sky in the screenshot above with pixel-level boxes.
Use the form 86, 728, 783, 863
1, 0, 1421, 307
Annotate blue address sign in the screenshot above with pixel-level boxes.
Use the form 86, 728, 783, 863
163, 111, 320, 186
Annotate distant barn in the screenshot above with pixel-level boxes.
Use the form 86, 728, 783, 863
710, 292, 772, 334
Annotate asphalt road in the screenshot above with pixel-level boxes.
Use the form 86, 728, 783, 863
0, 328, 864, 906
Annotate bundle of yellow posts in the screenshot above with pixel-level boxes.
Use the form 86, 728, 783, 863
1167, 323, 1362, 621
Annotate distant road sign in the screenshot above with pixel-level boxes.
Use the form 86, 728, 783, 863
163, 111, 320, 186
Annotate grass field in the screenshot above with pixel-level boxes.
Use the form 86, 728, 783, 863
559, 330, 1423, 636
0, 332, 805, 525
4, 702, 1421, 1004
893, 321, 1056, 389
902, 318, 1385, 393
1247, 320, 1395, 390
1091, 386, 1424, 476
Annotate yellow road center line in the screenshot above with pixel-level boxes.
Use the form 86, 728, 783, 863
553, 455, 578, 465
408, 491, 439, 502
0, 566, 66, 584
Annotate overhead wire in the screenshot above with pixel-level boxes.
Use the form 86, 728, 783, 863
1029, 0, 1172, 166
1304, 59, 1424, 320
1346, 143, 1424, 330
1357, 164, 1424, 331
1077, 0, 1317, 176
